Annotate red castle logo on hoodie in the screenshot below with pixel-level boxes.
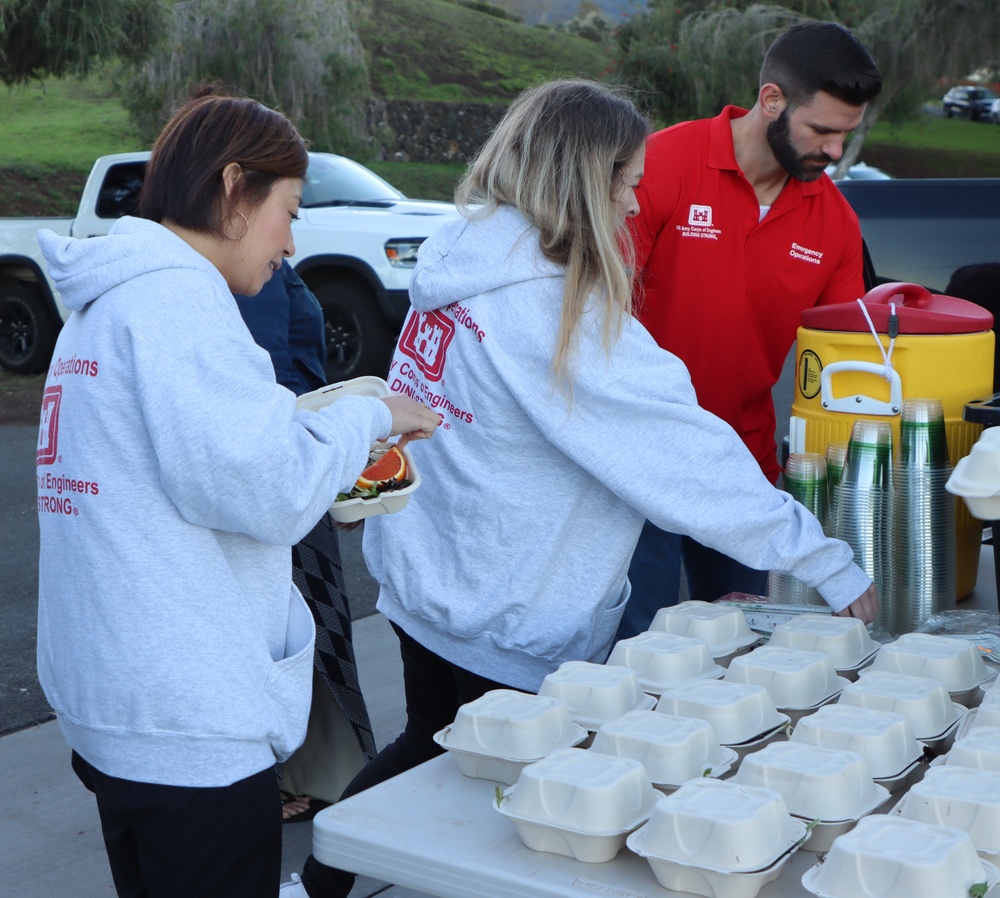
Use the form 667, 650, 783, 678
37, 386, 62, 466
398, 310, 455, 382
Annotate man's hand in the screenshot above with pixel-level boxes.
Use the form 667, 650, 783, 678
835, 583, 879, 624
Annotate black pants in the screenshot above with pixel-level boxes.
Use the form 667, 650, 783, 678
301, 623, 510, 897
72, 751, 281, 898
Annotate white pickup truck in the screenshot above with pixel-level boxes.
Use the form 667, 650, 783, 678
0, 151, 461, 380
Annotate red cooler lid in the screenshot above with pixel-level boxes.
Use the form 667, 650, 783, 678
800, 282, 994, 334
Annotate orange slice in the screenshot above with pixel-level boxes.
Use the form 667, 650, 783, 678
356, 445, 407, 489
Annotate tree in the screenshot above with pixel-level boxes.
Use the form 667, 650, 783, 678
120, 0, 372, 155
0, 0, 165, 85
619, 0, 1000, 174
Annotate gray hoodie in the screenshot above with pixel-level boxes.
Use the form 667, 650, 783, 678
365, 205, 871, 692
36, 216, 391, 787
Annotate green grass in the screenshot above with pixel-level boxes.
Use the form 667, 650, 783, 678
0, 70, 141, 170
868, 107, 1000, 154
357, 0, 612, 101
369, 161, 465, 202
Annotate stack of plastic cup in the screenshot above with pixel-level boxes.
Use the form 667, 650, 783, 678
833, 420, 895, 634
894, 399, 956, 634
771, 453, 828, 607
825, 441, 849, 537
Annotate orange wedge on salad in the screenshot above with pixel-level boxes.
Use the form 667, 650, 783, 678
355, 445, 407, 489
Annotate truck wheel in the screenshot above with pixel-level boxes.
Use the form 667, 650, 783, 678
0, 280, 58, 373
312, 278, 397, 383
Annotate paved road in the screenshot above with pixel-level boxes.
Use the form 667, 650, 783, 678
0, 353, 796, 735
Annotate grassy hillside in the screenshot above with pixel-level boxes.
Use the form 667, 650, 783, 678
0, 0, 998, 216
357, 0, 612, 100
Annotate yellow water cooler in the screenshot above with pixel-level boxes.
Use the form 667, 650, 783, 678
792, 282, 995, 598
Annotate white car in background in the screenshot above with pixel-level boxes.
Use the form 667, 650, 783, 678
825, 161, 892, 180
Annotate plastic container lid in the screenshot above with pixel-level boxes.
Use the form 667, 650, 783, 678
767, 614, 878, 670
655, 679, 788, 745
537, 661, 654, 731
894, 764, 1000, 856
724, 645, 847, 709
731, 741, 889, 822
870, 633, 989, 694
800, 282, 994, 335
800, 815, 999, 898
433, 690, 585, 760
839, 670, 960, 740
499, 747, 657, 834
629, 778, 806, 873
590, 710, 736, 786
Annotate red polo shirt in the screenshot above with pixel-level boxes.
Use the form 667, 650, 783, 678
631, 106, 864, 483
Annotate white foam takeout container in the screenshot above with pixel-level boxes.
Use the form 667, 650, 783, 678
495, 748, 657, 863
537, 661, 655, 731
655, 679, 789, 747
789, 704, 924, 781
724, 645, 849, 712
606, 632, 725, 694
731, 741, 890, 825
648, 601, 760, 663
838, 670, 964, 744
766, 613, 879, 672
944, 725, 1000, 773
893, 764, 1000, 863
947, 427, 1000, 519
960, 689, 1000, 736
627, 778, 808, 874
590, 710, 736, 790
295, 376, 419, 523
432, 690, 588, 784
870, 632, 991, 704
800, 815, 1000, 898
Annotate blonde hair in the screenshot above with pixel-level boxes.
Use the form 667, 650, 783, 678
456, 79, 650, 385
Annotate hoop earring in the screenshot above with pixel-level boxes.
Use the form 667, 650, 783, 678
223, 210, 249, 241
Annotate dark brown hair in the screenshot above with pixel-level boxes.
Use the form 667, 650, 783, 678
138, 85, 308, 238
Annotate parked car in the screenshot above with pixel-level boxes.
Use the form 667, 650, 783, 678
942, 85, 998, 121
824, 161, 892, 180
991, 98, 1000, 124
0, 152, 461, 380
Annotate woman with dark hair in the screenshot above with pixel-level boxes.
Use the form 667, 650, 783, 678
284, 76, 877, 898
34, 88, 438, 898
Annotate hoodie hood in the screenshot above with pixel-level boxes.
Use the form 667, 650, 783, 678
409, 205, 563, 314
38, 216, 224, 312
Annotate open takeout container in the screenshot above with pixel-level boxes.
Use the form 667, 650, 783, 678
295, 376, 420, 522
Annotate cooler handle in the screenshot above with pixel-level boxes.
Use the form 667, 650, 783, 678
863, 281, 933, 309
820, 360, 903, 416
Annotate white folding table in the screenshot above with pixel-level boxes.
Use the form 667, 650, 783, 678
312, 754, 820, 898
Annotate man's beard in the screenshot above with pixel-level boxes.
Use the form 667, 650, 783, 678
766, 109, 832, 182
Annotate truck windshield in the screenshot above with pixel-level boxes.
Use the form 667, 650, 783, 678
302, 153, 405, 208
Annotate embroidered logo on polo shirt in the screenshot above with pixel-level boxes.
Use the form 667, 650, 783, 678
398, 309, 455, 382
676, 204, 722, 241
789, 242, 824, 265
688, 205, 713, 227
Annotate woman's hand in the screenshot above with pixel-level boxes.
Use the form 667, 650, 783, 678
380, 395, 441, 442
834, 583, 879, 624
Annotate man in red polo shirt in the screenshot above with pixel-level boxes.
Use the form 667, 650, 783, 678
618, 21, 882, 639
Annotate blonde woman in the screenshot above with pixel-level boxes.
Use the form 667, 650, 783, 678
286, 77, 876, 898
